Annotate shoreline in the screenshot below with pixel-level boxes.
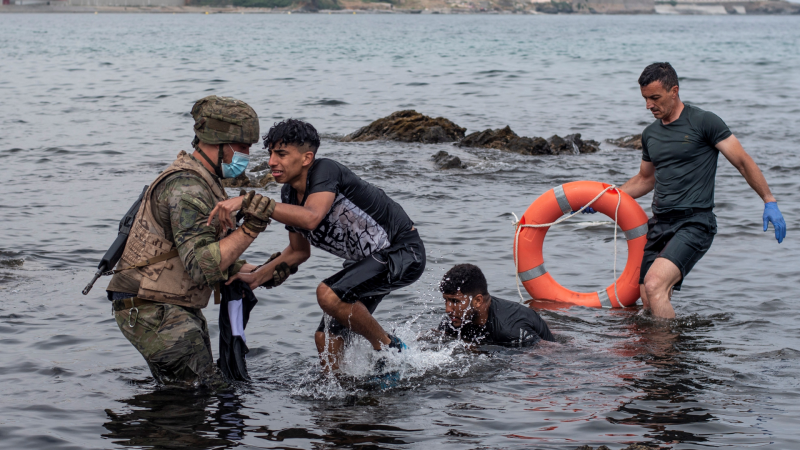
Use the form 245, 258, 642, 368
1, 1, 798, 14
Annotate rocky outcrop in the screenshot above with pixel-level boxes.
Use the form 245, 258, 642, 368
607, 134, 643, 150
458, 126, 599, 155
343, 110, 466, 144
249, 161, 270, 173
745, 1, 800, 14
221, 172, 275, 189
548, 134, 601, 155
431, 151, 465, 169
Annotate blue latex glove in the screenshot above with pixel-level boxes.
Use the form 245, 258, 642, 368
763, 202, 786, 243
571, 207, 597, 214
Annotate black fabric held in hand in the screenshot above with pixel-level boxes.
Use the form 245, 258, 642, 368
217, 279, 258, 382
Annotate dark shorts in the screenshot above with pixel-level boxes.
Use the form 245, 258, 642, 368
316, 228, 426, 337
639, 210, 716, 291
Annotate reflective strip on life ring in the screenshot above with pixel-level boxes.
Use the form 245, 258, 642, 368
513, 181, 649, 308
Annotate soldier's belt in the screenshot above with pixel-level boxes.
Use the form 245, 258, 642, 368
112, 296, 160, 312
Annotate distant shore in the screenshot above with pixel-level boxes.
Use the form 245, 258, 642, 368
2, 1, 799, 15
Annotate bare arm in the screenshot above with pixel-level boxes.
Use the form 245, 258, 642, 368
270, 191, 336, 231
218, 228, 256, 272
716, 135, 776, 203
620, 160, 656, 199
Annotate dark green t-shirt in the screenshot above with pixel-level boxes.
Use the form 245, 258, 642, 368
642, 104, 732, 214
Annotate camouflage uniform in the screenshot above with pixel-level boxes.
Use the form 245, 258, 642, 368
108, 96, 259, 389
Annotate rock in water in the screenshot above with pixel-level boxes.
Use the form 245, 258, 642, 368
221, 172, 275, 188
459, 126, 597, 156
221, 173, 251, 188
431, 151, 465, 169
250, 161, 270, 172
549, 133, 600, 155
607, 134, 643, 150
343, 110, 466, 143
252, 172, 275, 188
459, 126, 551, 155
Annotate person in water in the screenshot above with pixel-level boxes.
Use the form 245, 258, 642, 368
596, 62, 786, 319
438, 264, 554, 346
214, 119, 426, 371
105, 96, 288, 388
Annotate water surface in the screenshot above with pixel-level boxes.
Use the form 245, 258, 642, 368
1, 13, 799, 449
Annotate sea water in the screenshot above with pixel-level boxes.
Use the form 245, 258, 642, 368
0, 13, 799, 449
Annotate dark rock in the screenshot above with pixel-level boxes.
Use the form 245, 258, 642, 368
459, 126, 552, 155
607, 134, 643, 150
596, 446, 612, 450
574, 446, 594, 450
252, 172, 276, 188
621, 445, 652, 450
250, 161, 270, 172
459, 126, 598, 156
548, 133, 599, 155
431, 151, 465, 169
221, 172, 275, 189
221, 173, 251, 188
343, 110, 466, 144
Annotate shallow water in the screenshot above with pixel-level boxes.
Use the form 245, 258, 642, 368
1, 13, 799, 449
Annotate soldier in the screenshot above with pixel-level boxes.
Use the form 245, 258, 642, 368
105, 96, 279, 388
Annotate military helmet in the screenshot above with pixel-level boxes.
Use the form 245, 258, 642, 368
191, 95, 259, 145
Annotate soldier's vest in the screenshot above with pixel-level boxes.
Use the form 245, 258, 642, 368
107, 151, 228, 309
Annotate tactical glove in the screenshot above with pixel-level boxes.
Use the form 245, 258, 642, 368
241, 190, 276, 234
255, 252, 299, 289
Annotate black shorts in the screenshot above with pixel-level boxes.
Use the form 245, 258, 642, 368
639, 210, 716, 291
316, 228, 426, 337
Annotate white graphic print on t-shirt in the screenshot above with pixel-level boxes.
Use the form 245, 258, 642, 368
300, 193, 391, 261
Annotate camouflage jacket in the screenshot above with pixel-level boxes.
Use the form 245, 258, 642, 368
109, 155, 245, 295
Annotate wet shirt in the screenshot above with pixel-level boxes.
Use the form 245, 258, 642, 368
642, 104, 732, 215
110, 166, 245, 295
439, 296, 555, 347
281, 158, 414, 261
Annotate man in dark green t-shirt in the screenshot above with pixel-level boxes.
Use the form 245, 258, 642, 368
612, 62, 786, 319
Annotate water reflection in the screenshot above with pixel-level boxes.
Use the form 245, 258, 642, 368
610, 313, 724, 445
102, 388, 249, 449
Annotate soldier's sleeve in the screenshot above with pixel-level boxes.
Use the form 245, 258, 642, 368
160, 174, 227, 287
229, 259, 246, 276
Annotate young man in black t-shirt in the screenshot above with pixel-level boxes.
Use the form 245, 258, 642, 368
612, 63, 786, 319
438, 264, 554, 347
222, 119, 425, 371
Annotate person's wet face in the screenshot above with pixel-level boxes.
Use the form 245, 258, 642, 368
641, 80, 679, 121
268, 142, 314, 184
444, 291, 478, 328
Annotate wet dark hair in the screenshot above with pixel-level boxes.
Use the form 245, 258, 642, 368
440, 264, 489, 297
638, 62, 679, 91
263, 119, 321, 154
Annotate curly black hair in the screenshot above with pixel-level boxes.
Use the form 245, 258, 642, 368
439, 264, 489, 297
638, 62, 679, 91
263, 119, 321, 154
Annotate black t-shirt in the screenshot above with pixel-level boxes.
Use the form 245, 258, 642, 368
281, 158, 414, 261
642, 104, 732, 214
439, 296, 555, 347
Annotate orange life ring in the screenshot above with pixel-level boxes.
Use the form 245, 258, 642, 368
513, 181, 649, 308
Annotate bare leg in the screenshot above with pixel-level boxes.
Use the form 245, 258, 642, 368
639, 284, 650, 310
314, 331, 345, 372
642, 257, 682, 319
316, 283, 391, 351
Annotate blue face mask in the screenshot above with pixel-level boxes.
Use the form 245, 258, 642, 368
222, 145, 250, 179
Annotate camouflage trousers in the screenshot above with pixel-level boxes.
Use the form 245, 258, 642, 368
114, 300, 225, 389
